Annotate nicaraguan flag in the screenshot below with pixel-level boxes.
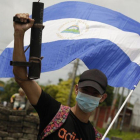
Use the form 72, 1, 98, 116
0, 1, 140, 90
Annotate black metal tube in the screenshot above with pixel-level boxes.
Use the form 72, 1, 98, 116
28, 2, 44, 79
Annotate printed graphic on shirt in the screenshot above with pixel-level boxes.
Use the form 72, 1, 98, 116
58, 128, 82, 140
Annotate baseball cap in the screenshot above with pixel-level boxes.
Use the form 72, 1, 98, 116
78, 69, 108, 95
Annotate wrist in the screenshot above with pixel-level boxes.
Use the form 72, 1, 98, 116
14, 30, 25, 37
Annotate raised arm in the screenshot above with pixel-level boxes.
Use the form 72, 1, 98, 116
10, 95, 14, 103
13, 13, 41, 105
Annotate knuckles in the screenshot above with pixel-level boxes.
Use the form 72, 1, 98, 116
15, 13, 29, 19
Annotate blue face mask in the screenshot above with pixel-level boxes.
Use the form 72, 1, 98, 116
76, 91, 101, 113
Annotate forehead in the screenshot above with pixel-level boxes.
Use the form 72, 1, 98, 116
19, 91, 24, 94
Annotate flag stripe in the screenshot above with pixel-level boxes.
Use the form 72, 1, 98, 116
43, 1, 140, 35
6, 18, 140, 65
1, 38, 140, 89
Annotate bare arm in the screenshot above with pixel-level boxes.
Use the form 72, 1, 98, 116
10, 97, 14, 103
13, 13, 41, 105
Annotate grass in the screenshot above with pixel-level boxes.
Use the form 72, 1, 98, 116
97, 128, 140, 140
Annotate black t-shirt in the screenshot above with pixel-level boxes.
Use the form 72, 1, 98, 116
33, 90, 96, 140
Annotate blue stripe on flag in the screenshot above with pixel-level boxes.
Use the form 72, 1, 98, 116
1, 38, 140, 89
43, 1, 140, 35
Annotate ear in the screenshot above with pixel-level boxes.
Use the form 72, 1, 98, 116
99, 93, 107, 103
75, 84, 78, 95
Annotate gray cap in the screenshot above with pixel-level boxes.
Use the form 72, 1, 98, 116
78, 69, 108, 95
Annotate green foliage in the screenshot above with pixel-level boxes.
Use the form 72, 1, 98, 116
55, 78, 77, 107
0, 76, 114, 108
0, 78, 19, 101
0, 80, 5, 91
39, 84, 46, 91
58, 78, 63, 83
44, 85, 59, 99
0, 80, 5, 85
97, 128, 140, 140
100, 85, 114, 106
105, 85, 114, 106
43, 77, 79, 107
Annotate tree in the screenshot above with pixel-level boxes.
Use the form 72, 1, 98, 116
0, 80, 5, 85
0, 78, 19, 102
43, 77, 114, 107
43, 77, 79, 107
100, 85, 114, 106
44, 85, 59, 99
0, 80, 5, 102
0, 76, 114, 106
55, 78, 77, 106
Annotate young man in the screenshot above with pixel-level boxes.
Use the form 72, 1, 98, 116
13, 13, 107, 140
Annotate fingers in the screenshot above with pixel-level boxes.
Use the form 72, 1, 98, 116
15, 13, 29, 23
14, 13, 35, 31
29, 18, 35, 25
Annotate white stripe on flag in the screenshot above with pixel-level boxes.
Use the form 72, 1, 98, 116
7, 18, 140, 65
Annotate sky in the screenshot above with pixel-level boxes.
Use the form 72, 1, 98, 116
0, 0, 140, 104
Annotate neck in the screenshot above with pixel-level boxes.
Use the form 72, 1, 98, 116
71, 104, 92, 123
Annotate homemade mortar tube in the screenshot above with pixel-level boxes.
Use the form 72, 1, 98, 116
28, 2, 44, 79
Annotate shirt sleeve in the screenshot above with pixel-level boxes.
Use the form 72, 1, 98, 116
12, 93, 18, 98
32, 90, 61, 133
12, 94, 15, 98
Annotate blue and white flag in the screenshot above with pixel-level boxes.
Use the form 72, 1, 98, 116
0, 1, 140, 89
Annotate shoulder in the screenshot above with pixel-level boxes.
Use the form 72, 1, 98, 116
33, 90, 61, 111
93, 127, 102, 140
12, 93, 19, 97
39, 90, 57, 103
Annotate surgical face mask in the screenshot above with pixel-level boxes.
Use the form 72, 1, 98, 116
76, 91, 101, 113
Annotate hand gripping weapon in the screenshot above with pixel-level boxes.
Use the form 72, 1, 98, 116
10, 1, 44, 80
